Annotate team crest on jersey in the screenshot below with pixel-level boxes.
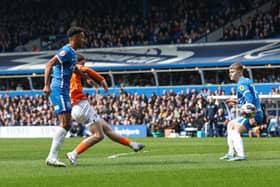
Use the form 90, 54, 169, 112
59, 50, 66, 56
54, 105, 60, 111
239, 85, 245, 91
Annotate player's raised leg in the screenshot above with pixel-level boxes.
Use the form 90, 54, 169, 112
101, 118, 145, 152
228, 120, 247, 161
66, 120, 104, 165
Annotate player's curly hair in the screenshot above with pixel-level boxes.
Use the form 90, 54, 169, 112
67, 27, 84, 38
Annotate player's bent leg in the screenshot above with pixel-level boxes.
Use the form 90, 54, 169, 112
66, 121, 104, 166
233, 121, 247, 134
101, 119, 145, 152
87, 121, 105, 144
229, 121, 247, 161
101, 119, 126, 143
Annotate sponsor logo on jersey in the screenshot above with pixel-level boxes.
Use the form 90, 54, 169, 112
239, 85, 245, 91
54, 105, 60, 111
59, 50, 66, 57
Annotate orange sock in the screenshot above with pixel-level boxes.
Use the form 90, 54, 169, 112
75, 142, 89, 155
119, 137, 131, 146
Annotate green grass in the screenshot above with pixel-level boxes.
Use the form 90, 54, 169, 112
1, 137, 280, 187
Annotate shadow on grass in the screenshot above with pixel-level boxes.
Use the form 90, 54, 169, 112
79, 159, 198, 167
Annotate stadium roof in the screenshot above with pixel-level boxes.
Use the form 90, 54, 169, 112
0, 39, 280, 74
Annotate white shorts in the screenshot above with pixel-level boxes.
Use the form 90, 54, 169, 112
71, 100, 100, 125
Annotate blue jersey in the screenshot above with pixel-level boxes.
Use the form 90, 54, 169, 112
236, 76, 261, 111
51, 44, 77, 90
236, 76, 264, 129
49, 44, 77, 114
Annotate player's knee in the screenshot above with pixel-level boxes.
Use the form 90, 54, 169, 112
227, 121, 234, 130
59, 113, 72, 130
95, 133, 104, 142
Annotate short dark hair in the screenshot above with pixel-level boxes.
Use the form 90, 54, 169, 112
77, 53, 85, 62
67, 27, 84, 38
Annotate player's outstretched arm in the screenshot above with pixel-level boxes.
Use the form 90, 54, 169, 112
100, 80, 108, 92
79, 66, 108, 92
86, 78, 99, 88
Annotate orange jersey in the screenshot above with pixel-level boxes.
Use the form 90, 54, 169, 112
70, 65, 105, 105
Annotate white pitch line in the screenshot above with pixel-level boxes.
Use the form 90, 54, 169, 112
107, 151, 150, 159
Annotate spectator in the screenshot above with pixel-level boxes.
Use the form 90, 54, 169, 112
1, 86, 279, 137
204, 97, 218, 137
0, 0, 267, 52
221, 1, 280, 41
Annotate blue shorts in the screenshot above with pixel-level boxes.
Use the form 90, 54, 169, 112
49, 87, 72, 115
235, 111, 264, 130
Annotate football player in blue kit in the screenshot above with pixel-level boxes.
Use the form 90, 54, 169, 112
44, 27, 86, 167
220, 62, 264, 161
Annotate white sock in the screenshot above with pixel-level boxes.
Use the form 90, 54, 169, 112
130, 142, 137, 147
231, 130, 245, 157
71, 151, 78, 158
47, 127, 67, 160
227, 127, 235, 156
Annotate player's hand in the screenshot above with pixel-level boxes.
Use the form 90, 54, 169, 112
100, 80, 108, 92
87, 79, 98, 88
249, 118, 257, 126
43, 85, 51, 96
225, 98, 237, 106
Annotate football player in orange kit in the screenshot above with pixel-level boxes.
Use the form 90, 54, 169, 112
66, 54, 144, 165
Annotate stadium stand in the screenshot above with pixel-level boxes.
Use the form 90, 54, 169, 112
0, 38, 280, 138
1, 86, 279, 137
221, 1, 280, 41
0, 0, 268, 52
0, 0, 279, 138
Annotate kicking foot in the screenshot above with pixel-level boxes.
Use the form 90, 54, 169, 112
45, 158, 66, 167
65, 152, 77, 166
219, 154, 234, 160
130, 142, 145, 152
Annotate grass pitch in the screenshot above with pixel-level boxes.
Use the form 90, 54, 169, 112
0, 137, 280, 187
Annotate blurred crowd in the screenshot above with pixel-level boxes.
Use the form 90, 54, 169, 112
221, 1, 280, 40
1, 86, 279, 137
0, 0, 279, 137
0, 68, 279, 91
0, 94, 59, 127
253, 70, 280, 83
0, 0, 267, 52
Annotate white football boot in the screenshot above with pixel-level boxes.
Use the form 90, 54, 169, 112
45, 158, 66, 167
65, 152, 77, 166
130, 142, 145, 152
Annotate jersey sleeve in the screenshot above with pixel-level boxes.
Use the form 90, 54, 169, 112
238, 81, 254, 104
79, 66, 105, 82
55, 48, 72, 64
